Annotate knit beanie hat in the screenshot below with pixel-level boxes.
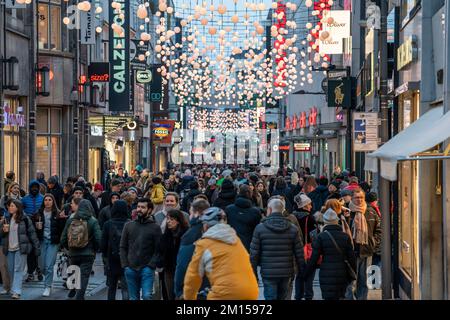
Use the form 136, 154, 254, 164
323, 208, 339, 225
94, 183, 103, 192
294, 193, 312, 209
221, 179, 234, 191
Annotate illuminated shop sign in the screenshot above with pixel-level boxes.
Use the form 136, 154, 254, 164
88, 62, 110, 82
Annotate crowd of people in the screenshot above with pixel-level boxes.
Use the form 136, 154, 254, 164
0, 164, 381, 300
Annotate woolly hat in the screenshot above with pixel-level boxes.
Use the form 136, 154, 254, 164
323, 208, 339, 225
221, 179, 235, 191
340, 189, 353, 197
366, 192, 378, 203
94, 183, 103, 192
294, 193, 312, 209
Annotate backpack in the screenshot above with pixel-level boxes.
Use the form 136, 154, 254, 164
67, 218, 89, 249
108, 222, 122, 259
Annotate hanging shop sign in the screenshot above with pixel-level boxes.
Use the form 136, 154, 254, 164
397, 36, 418, 71
136, 70, 152, 84
80, 5, 96, 44
152, 120, 175, 145
319, 10, 351, 55
294, 143, 311, 152
88, 62, 109, 82
5, 0, 26, 9
328, 78, 352, 108
150, 64, 162, 102
353, 112, 379, 151
109, 0, 130, 112
130, 39, 149, 71
2, 104, 25, 127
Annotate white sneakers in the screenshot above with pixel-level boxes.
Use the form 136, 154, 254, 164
0, 289, 8, 295
42, 287, 51, 297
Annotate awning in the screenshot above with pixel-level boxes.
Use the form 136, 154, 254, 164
365, 106, 450, 181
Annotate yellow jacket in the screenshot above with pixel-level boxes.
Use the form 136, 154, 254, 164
183, 223, 259, 300
150, 183, 165, 205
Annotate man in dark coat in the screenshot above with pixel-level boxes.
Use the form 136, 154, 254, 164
307, 176, 330, 214
47, 176, 64, 209
225, 185, 262, 252
100, 179, 123, 210
270, 177, 293, 213
250, 198, 305, 300
212, 179, 236, 210
181, 181, 202, 213
304, 209, 356, 300
100, 200, 130, 300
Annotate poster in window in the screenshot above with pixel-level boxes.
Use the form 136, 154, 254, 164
353, 112, 379, 152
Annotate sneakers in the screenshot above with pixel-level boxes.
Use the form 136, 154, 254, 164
42, 287, 51, 297
25, 274, 34, 282
11, 293, 20, 299
0, 289, 9, 295
68, 289, 76, 298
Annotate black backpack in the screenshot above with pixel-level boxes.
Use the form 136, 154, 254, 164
108, 222, 123, 260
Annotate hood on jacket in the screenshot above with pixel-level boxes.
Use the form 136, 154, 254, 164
202, 223, 237, 245
75, 199, 94, 220
263, 213, 292, 233
110, 200, 129, 220
234, 196, 253, 209
29, 180, 41, 192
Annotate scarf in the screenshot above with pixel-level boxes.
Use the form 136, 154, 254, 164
349, 201, 368, 245
370, 202, 381, 219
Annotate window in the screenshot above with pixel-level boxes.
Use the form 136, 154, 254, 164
36, 107, 62, 178
38, 0, 62, 51
2, 99, 23, 181
400, 0, 420, 26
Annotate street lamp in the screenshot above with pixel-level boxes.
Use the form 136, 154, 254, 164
2, 57, 19, 90
36, 66, 50, 96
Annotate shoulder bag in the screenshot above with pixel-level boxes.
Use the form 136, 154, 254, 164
324, 230, 357, 281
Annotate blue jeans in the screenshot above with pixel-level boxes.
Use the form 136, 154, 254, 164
7, 250, 27, 295
262, 277, 290, 300
345, 256, 369, 300
40, 239, 58, 288
124, 266, 155, 300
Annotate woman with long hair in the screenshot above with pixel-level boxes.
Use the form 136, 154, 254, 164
0, 199, 40, 299
34, 194, 67, 297
156, 209, 189, 300
303, 176, 318, 194
256, 181, 270, 209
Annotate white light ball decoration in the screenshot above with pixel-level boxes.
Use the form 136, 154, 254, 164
305, 0, 313, 7
272, 2, 278, 9
166, 6, 173, 14
63, 17, 70, 25
140, 32, 151, 41
95, 6, 103, 14
306, 22, 313, 29
138, 54, 145, 62
137, 5, 147, 19
217, 4, 227, 15
96, 26, 102, 33
159, 3, 167, 12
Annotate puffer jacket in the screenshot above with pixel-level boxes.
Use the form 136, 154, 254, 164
183, 223, 259, 300
304, 224, 356, 300
150, 183, 166, 205
250, 212, 305, 279
60, 199, 102, 257
0, 215, 40, 256
21, 180, 44, 216
225, 197, 262, 252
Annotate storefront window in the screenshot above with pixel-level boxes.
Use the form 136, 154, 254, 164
38, 0, 62, 51
36, 107, 62, 178
2, 99, 23, 182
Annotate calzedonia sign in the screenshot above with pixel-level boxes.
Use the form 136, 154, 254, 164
109, 0, 130, 112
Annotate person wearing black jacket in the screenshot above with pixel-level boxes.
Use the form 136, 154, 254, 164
250, 198, 305, 300
225, 185, 262, 252
212, 179, 236, 210
304, 209, 356, 300
156, 209, 188, 300
100, 179, 123, 210
101, 200, 130, 300
270, 177, 293, 213
181, 181, 202, 213
98, 192, 120, 230
307, 176, 330, 214
292, 193, 317, 300
120, 198, 162, 300
46, 176, 64, 209
33, 193, 66, 297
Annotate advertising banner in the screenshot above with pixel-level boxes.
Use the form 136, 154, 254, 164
152, 120, 175, 145
80, 5, 96, 44
109, 0, 131, 112
353, 112, 379, 151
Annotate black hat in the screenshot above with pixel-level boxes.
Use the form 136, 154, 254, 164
366, 192, 378, 203
221, 179, 234, 191
73, 186, 84, 193
74, 181, 86, 189
48, 176, 58, 185
330, 181, 341, 189
327, 192, 341, 200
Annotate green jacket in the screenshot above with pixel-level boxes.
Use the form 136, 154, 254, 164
60, 199, 101, 257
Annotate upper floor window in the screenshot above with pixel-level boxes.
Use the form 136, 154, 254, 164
38, 0, 63, 51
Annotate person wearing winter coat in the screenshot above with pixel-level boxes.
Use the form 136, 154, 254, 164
120, 198, 162, 300
156, 209, 189, 300
346, 188, 381, 300
174, 199, 210, 299
181, 181, 202, 213
3, 171, 15, 197
97, 191, 120, 231
304, 209, 356, 300
0, 199, 40, 299
212, 179, 236, 210
33, 194, 67, 297
204, 177, 217, 204
270, 177, 293, 213
153, 192, 190, 234
307, 176, 330, 214
150, 176, 166, 213
100, 179, 123, 210
183, 207, 259, 300
0, 183, 22, 217
292, 193, 317, 300
366, 192, 381, 266
250, 198, 305, 300
224, 185, 262, 252
177, 169, 195, 195
343, 176, 360, 192
256, 181, 270, 209
46, 176, 64, 210
60, 199, 101, 300
100, 200, 130, 300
